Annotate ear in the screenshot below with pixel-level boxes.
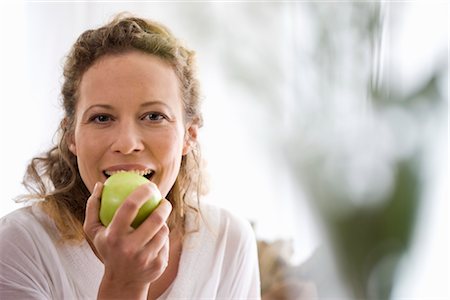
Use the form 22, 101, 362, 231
67, 131, 77, 156
61, 118, 78, 156
182, 122, 199, 155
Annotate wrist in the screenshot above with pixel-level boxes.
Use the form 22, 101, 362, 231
98, 275, 150, 300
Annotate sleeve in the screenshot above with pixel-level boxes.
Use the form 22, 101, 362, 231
0, 218, 52, 299
216, 213, 261, 299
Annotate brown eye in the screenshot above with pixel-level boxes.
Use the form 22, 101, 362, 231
143, 112, 166, 122
90, 114, 112, 123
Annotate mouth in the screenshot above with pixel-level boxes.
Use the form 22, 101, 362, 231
103, 169, 154, 180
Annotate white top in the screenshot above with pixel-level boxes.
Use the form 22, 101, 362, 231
0, 203, 261, 299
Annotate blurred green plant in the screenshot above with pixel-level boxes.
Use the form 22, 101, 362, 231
299, 156, 422, 299
286, 2, 446, 299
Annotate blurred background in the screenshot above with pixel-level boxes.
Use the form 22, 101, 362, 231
0, 1, 448, 299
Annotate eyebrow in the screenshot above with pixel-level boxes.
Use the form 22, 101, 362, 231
140, 100, 172, 110
80, 104, 112, 119
82, 100, 173, 117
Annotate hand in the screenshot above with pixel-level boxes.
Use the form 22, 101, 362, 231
84, 182, 172, 299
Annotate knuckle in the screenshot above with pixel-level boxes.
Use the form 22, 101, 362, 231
136, 252, 149, 266
121, 199, 140, 212
153, 231, 165, 246
104, 232, 120, 247
85, 198, 92, 210
155, 226, 169, 243
147, 181, 158, 191
151, 213, 165, 225
137, 184, 153, 198
121, 245, 135, 257
87, 194, 97, 205
160, 224, 170, 236
152, 256, 165, 271
144, 183, 154, 192
163, 200, 173, 214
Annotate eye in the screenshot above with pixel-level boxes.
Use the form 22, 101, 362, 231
143, 112, 167, 122
89, 114, 112, 123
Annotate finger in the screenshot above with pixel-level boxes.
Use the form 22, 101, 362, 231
83, 182, 103, 239
140, 223, 170, 255
149, 236, 170, 276
157, 237, 170, 270
85, 232, 104, 263
130, 199, 172, 245
143, 238, 170, 283
108, 183, 158, 234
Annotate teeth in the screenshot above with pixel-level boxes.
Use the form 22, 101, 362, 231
105, 169, 152, 177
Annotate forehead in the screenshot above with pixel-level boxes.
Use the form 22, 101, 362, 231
77, 51, 182, 111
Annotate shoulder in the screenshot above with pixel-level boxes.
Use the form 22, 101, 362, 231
1, 206, 39, 240
1, 204, 55, 238
1, 205, 47, 253
194, 203, 261, 297
170, 203, 261, 298
199, 203, 256, 248
0, 204, 61, 264
0, 205, 58, 298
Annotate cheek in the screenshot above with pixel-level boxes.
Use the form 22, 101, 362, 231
75, 131, 102, 160
153, 132, 185, 192
158, 138, 184, 172
74, 131, 105, 190
154, 127, 185, 160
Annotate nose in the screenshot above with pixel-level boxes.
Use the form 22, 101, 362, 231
110, 121, 144, 155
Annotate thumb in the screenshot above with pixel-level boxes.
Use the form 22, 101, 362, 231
83, 182, 104, 262
83, 182, 103, 240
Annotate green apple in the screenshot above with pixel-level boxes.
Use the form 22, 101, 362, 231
99, 171, 162, 228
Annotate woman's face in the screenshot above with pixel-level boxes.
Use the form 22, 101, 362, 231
68, 50, 196, 197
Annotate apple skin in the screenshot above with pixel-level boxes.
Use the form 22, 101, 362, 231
99, 172, 162, 228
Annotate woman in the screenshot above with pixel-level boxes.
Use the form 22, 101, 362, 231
0, 14, 260, 299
